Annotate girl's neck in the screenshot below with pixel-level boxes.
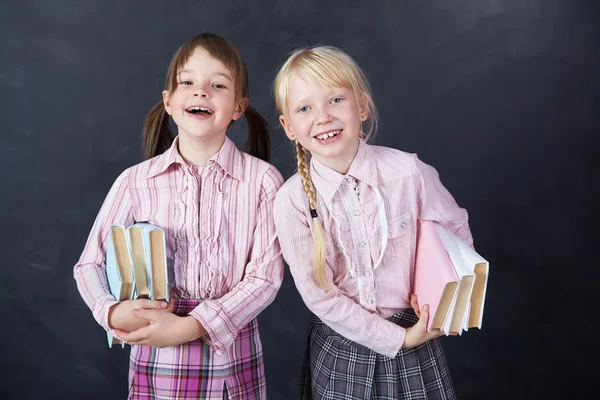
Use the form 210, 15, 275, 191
319, 157, 354, 175
177, 132, 226, 167
313, 140, 360, 175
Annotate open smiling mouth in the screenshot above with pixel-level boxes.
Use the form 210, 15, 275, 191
315, 129, 342, 140
186, 106, 214, 115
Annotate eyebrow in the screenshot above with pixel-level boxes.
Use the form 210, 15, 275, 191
178, 70, 233, 82
292, 90, 346, 106
291, 97, 311, 106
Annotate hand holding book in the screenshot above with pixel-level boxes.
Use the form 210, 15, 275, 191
413, 221, 489, 336
105, 222, 170, 347
115, 307, 207, 348
108, 298, 172, 333
402, 295, 444, 349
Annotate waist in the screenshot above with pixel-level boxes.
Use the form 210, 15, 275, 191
310, 308, 419, 334
171, 299, 203, 316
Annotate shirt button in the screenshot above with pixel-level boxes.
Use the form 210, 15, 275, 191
359, 240, 366, 248
401, 221, 407, 229
345, 176, 353, 183
368, 299, 374, 305
353, 209, 361, 216
364, 271, 370, 278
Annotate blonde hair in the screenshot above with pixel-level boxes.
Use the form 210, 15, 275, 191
273, 46, 379, 288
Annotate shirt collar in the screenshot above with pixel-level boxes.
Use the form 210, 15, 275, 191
146, 136, 245, 181
310, 139, 377, 204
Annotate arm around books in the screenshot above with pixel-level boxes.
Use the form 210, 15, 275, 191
115, 304, 208, 348
413, 155, 474, 248
108, 298, 171, 332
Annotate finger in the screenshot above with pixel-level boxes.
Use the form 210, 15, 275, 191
136, 298, 169, 310
115, 330, 135, 343
409, 294, 418, 307
429, 328, 445, 340
127, 339, 150, 346
162, 298, 175, 313
120, 326, 151, 343
412, 304, 420, 318
409, 294, 420, 316
415, 304, 430, 329
114, 329, 129, 341
133, 308, 166, 322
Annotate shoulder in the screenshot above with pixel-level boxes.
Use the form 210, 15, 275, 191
239, 152, 285, 193
109, 157, 162, 190
276, 173, 306, 202
274, 173, 309, 217
125, 153, 168, 177
368, 144, 423, 179
109, 158, 150, 186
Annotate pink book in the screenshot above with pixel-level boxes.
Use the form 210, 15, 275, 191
413, 220, 460, 334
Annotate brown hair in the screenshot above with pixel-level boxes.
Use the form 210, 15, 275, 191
273, 46, 378, 288
142, 33, 270, 161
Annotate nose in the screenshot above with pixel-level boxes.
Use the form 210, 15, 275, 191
193, 85, 208, 98
315, 108, 332, 125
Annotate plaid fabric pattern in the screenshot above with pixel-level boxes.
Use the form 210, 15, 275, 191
300, 309, 455, 400
128, 299, 266, 399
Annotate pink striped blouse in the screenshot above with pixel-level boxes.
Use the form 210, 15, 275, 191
74, 136, 284, 354
273, 140, 473, 358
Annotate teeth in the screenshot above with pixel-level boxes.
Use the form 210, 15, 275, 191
316, 130, 341, 140
187, 106, 212, 113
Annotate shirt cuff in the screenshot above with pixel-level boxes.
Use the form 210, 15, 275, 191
390, 326, 406, 358
189, 301, 236, 355
373, 320, 406, 358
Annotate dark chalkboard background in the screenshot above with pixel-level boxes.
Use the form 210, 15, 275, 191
1, 0, 597, 398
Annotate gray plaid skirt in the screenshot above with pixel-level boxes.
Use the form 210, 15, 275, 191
299, 309, 456, 400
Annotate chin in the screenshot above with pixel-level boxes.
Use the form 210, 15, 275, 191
183, 129, 219, 140
313, 149, 344, 161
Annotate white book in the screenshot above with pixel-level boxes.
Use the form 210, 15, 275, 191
454, 235, 489, 329
436, 224, 489, 332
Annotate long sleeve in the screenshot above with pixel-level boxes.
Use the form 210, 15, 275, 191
273, 190, 406, 358
73, 169, 134, 333
189, 167, 285, 354
414, 155, 474, 248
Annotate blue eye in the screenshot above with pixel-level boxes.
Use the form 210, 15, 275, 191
180, 80, 193, 85
331, 97, 342, 104
297, 106, 310, 113
213, 83, 226, 89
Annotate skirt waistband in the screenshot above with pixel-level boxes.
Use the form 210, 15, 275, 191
170, 299, 202, 316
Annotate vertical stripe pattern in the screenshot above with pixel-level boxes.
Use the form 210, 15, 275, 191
74, 136, 284, 398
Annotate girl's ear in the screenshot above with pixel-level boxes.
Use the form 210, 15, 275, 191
233, 98, 248, 121
162, 90, 172, 115
279, 115, 296, 140
358, 92, 369, 121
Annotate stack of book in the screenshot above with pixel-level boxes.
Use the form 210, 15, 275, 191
413, 220, 489, 336
105, 222, 169, 348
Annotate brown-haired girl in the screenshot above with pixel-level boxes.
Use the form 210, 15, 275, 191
74, 33, 284, 399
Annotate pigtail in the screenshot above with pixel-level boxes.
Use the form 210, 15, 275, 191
142, 100, 175, 160
244, 106, 271, 162
296, 141, 329, 289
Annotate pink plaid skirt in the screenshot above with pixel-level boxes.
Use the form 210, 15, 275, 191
127, 299, 266, 399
